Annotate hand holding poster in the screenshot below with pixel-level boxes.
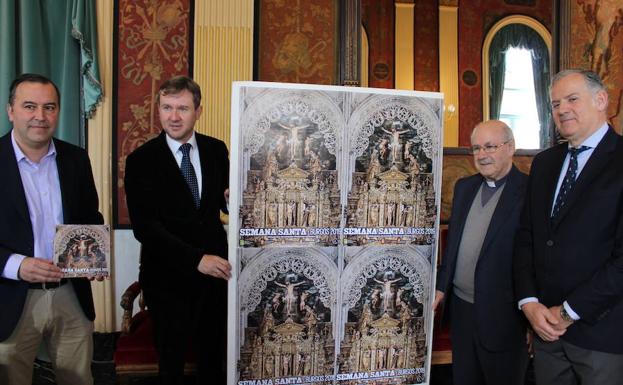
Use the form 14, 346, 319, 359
229, 82, 443, 385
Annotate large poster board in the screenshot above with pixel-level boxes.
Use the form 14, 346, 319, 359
229, 82, 443, 385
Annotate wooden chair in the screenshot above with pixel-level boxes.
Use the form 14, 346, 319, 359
113, 281, 195, 383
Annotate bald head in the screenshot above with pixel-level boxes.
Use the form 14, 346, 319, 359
471, 120, 514, 144
470, 120, 515, 181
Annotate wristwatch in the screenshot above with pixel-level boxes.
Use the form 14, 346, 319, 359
560, 306, 575, 323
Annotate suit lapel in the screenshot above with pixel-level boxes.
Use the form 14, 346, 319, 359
0, 134, 31, 228
451, 176, 481, 252
551, 129, 617, 228
479, 166, 521, 258
54, 139, 73, 222
197, 134, 212, 209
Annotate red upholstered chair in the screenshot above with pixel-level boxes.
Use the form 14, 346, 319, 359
431, 311, 452, 364
113, 281, 195, 383
431, 225, 452, 364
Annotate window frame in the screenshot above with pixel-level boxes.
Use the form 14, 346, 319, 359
482, 15, 552, 148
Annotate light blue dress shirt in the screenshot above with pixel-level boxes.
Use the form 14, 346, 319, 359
1, 131, 64, 280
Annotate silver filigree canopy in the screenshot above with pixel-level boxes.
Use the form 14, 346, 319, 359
347, 95, 441, 159
341, 246, 431, 309
240, 89, 345, 156
238, 248, 338, 313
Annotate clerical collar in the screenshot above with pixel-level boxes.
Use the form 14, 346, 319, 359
481, 173, 508, 206
484, 173, 508, 189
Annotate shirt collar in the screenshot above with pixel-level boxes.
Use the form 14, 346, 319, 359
165, 131, 198, 155
11, 130, 56, 164
483, 170, 509, 188
569, 122, 609, 150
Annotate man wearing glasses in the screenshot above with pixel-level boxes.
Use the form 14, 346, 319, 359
434, 120, 529, 385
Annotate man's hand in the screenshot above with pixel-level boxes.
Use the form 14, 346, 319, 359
18, 257, 63, 283
197, 254, 232, 280
521, 302, 566, 341
432, 290, 445, 312
548, 305, 573, 331
224, 188, 230, 205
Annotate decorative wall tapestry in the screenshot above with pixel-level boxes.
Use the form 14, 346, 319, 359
229, 82, 443, 385
568, 0, 623, 133
255, 0, 338, 84
113, 0, 192, 227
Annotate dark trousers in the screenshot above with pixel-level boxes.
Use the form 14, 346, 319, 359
144, 283, 227, 385
450, 294, 528, 385
533, 337, 623, 385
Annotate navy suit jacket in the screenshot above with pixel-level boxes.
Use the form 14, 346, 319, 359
437, 165, 528, 351
124, 131, 229, 294
514, 127, 623, 354
0, 132, 103, 342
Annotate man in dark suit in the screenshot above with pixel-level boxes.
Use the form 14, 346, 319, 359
0, 73, 104, 385
514, 69, 623, 384
124, 76, 231, 385
434, 120, 529, 385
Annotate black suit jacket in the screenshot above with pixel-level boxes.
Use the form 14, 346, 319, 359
124, 131, 229, 293
514, 127, 623, 354
437, 165, 528, 351
0, 132, 103, 342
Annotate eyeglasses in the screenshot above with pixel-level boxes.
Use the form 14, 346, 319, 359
469, 141, 511, 154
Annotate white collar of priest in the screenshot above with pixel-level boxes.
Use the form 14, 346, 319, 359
483, 173, 508, 189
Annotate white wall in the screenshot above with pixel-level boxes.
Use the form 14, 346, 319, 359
112, 229, 141, 330
110, 226, 229, 330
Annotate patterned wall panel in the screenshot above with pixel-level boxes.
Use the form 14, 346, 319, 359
362, 0, 395, 89
567, 0, 623, 133
113, 0, 192, 227
414, 0, 439, 92
255, 0, 339, 84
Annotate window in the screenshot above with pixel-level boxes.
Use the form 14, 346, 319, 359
482, 16, 552, 149
499, 48, 540, 148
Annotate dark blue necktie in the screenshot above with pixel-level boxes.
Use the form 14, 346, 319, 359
551, 145, 590, 218
179, 143, 200, 208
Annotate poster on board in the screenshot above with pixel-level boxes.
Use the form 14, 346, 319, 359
229, 82, 443, 385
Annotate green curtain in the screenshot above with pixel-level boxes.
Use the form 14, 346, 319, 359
488, 38, 506, 121
488, 24, 551, 146
0, 0, 102, 147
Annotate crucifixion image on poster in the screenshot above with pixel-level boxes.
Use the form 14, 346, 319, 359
236, 89, 343, 248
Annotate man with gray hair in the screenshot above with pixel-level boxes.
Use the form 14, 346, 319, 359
434, 120, 529, 385
514, 69, 623, 384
